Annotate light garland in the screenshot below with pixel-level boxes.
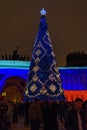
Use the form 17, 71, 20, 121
26, 9, 65, 101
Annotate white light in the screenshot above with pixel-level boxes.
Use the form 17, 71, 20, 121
40, 8, 47, 15
25, 88, 28, 95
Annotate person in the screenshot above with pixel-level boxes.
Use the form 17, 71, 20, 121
29, 99, 44, 130
48, 101, 59, 130
64, 98, 83, 130
41, 101, 58, 130
13, 102, 18, 124
7, 101, 13, 128
82, 100, 87, 130
24, 101, 30, 126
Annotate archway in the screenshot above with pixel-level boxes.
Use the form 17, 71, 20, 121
1, 76, 26, 103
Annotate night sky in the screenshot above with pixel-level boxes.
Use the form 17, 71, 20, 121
0, 0, 87, 66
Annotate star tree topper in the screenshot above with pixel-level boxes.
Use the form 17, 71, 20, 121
40, 8, 47, 15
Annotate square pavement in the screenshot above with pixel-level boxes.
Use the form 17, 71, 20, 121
11, 117, 65, 130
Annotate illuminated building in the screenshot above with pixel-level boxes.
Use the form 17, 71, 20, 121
0, 60, 87, 102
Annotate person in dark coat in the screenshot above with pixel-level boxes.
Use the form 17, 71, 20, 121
41, 101, 51, 130
29, 99, 44, 130
64, 98, 83, 130
49, 101, 59, 130
82, 100, 87, 130
24, 101, 30, 126
42, 101, 58, 130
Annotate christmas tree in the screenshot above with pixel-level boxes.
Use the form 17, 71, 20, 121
26, 8, 65, 101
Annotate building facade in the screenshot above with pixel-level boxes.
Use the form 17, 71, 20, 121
0, 60, 87, 102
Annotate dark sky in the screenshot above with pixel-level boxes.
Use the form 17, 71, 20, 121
0, 0, 87, 66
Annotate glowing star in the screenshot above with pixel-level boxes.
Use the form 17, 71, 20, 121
30, 84, 37, 92
32, 75, 38, 82
49, 84, 57, 92
33, 66, 38, 72
36, 49, 41, 56
35, 57, 40, 63
40, 8, 47, 15
40, 87, 47, 94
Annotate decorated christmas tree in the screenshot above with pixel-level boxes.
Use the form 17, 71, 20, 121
26, 9, 65, 101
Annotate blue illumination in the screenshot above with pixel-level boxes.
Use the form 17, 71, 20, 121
0, 60, 87, 93
27, 13, 65, 100
0, 60, 30, 69
0, 60, 30, 92
59, 67, 87, 90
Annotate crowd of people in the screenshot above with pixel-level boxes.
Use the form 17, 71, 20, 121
0, 101, 22, 130
0, 98, 87, 130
